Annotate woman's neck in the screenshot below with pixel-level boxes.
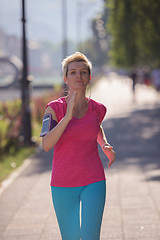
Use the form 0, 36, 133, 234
66, 90, 87, 107
66, 90, 88, 118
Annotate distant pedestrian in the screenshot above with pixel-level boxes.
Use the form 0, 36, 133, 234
130, 70, 138, 101
40, 52, 115, 240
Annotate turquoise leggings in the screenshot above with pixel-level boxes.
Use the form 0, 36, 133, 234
51, 180, 106, 240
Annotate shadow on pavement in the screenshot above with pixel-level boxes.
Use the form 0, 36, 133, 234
100, 104, 160, 181
22, 148, 53, 177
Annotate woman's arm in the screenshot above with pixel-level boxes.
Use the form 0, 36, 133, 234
42, 92, 76, 152
97, 125, 115, 167
97, 124, 109, 147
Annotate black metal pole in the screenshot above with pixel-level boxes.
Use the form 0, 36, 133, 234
21, 0, 32, 145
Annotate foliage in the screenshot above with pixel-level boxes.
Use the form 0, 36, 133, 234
0, 90, 59, 155
106, 0, 160, 68
0, 90, 60, 183
31, 91, 59, 143
0, 99, 22, 154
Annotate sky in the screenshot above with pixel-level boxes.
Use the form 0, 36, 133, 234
0, 0, 104, 43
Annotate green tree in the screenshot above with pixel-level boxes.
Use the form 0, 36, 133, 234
106, 0, 160, 68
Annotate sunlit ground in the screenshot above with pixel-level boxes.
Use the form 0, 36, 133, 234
91, 73, 160, 119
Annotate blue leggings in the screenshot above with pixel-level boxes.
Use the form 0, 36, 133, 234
51, 180, 106, 240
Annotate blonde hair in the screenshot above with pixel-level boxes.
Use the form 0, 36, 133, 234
62, 52, 92, 78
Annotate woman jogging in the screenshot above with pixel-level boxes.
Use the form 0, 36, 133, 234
40, 52, 115, 240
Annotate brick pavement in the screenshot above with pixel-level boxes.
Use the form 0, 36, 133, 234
0, 76, 160, 239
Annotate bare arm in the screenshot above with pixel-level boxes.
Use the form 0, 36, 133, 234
97, 124, 110, 147
97, 125, 115, 167
42, 92, 76, 152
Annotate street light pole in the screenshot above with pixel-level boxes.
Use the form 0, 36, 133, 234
21, 0, 32, 145
62, 0, 67, 58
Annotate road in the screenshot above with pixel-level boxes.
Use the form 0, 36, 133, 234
0, 74, 160, 240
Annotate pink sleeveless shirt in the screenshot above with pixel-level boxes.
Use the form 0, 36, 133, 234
46, 97, 107, 187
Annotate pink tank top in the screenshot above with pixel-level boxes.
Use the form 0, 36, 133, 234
46, 97, 107, 187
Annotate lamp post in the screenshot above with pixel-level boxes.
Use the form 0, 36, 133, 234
62, 0, 67, 58
21, 0, 32, 145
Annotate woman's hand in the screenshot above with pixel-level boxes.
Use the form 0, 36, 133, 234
102, 144, 115, 167
65, 92, 77, 121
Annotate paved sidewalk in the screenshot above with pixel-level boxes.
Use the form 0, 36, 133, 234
0, 75, 160, 239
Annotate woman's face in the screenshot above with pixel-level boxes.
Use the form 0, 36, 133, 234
65, 61, 90, 90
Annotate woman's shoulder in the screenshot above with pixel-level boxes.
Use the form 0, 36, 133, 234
46, 97, 66, 121
49, 97, 65, 104
47, 97, 65, 108
89, 98, 106, 109
90, 98, 107, 123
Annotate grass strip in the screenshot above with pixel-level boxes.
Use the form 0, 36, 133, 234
0, 146, 36, 183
